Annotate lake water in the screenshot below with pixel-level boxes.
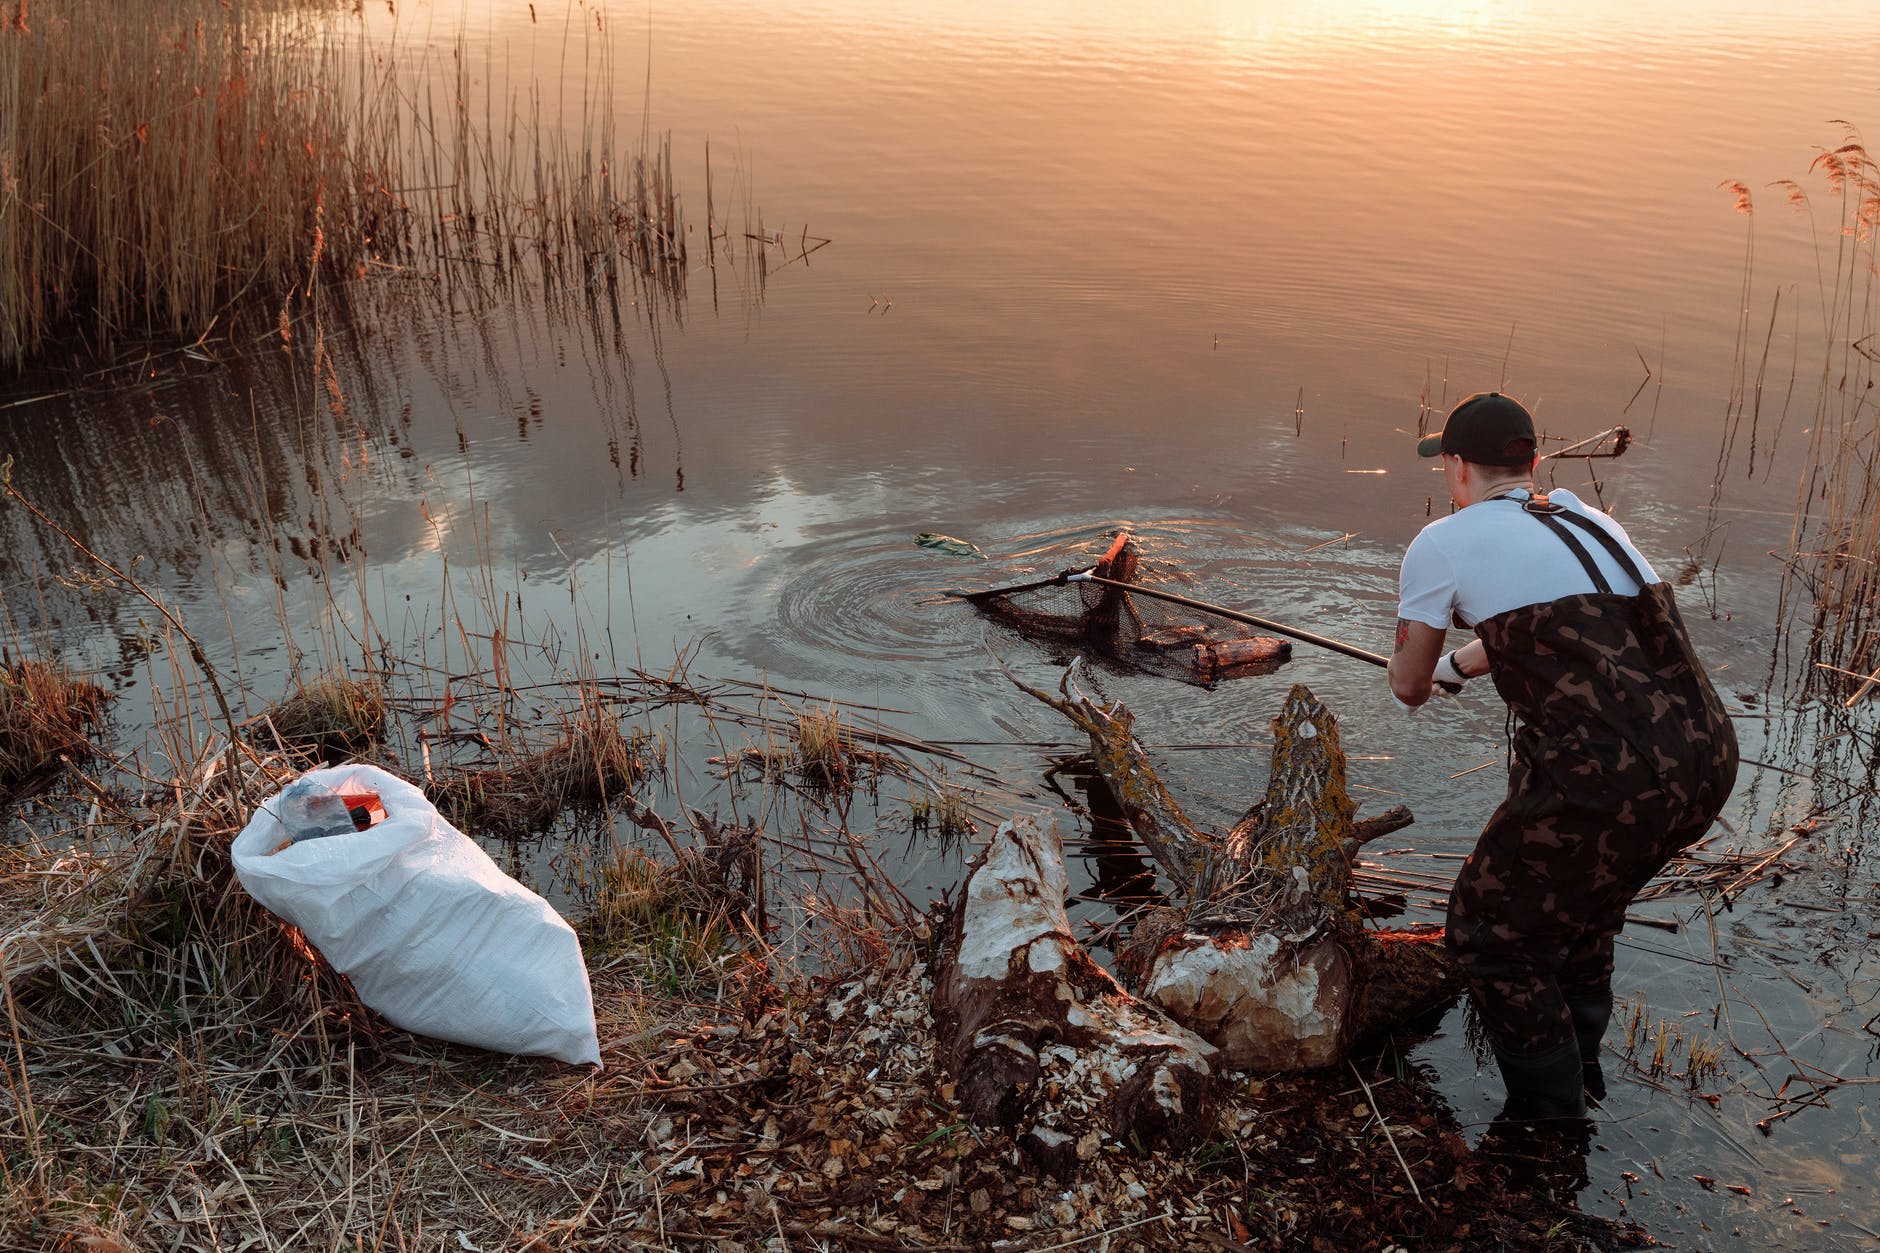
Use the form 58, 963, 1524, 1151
5, 0, 1880, 1244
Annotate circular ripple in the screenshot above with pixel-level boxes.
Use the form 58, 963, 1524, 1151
748, 516, 1351, 675
761, 527, 1051, 670
719, 513, 1406, 703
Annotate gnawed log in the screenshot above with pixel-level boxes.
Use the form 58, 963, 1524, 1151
1020, 673, 1460, 1070
1136, 925, 1353, 1070
1202, 683, 1358, 923
930, 817, 1220, 1176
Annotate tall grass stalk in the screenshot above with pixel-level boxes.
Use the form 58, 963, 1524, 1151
1, 0, 704, 376
0, 0, 402, 372
1778, 133, 1880, 694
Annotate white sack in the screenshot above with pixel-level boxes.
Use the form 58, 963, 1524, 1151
232, 763, 601, 1066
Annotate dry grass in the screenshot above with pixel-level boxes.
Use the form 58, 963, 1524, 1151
254, 670, 387, 764
575, 846, 742, 996
0, 654, 108, 801
0, 746, 356, 1005
428, 702, 657, 843
0, 740, 716, 1252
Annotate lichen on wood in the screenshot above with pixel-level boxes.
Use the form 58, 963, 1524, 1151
1002, 663, 1214, 892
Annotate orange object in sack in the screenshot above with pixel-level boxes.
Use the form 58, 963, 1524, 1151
338, 789, 387, 830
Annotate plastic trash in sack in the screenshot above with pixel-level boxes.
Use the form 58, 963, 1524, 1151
231, 763, 602, 1066
272, 779, 388, 850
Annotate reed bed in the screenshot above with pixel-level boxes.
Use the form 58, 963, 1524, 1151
0, 0, 402, 372
1757, 133, 1880, 699
0, 0, 731, 377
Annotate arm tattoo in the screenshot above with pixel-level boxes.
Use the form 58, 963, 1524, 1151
1394, 618, 1411, 654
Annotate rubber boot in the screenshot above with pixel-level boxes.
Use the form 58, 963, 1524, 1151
1568, 996, 1613, 1105
1492, 1037, 1589, 1124
1481, 1038, 1593, 1205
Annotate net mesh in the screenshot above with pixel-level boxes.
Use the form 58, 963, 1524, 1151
968, 535, 1292, 687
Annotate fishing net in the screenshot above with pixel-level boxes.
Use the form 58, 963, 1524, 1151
965, 534, 1292, 687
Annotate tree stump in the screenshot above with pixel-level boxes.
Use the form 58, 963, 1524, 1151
1016, 668, 1460, 1070
929, 817, 1221, 1176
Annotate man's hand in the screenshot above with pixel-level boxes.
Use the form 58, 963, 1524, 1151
1432, 651, 1468, 693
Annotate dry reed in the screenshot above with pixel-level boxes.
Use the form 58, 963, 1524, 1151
1, 0, 713, 377
0, 653, 107, 800
427, 700, 656, 842
0, 0, 402, 372
1770, 131, 1880, 696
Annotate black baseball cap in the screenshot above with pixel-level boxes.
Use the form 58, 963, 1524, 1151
1415, 391, 1537, 466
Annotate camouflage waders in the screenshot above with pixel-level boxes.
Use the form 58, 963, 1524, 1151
1445, 501, 1739, 1055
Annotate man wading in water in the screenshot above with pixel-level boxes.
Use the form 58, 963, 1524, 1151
1386, 391, 1738, 1125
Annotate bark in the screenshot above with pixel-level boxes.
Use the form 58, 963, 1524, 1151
1004, 666, 1213, 892
1017, 674, 1460, 1070
929, 817, 1220, 1176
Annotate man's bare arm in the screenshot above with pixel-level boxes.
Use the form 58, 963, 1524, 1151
1387, 617, 1447, 707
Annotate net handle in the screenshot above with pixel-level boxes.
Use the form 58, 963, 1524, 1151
960, 564, 1458, 693
955, 566, 1091, 602
1069, 571, 1392, 670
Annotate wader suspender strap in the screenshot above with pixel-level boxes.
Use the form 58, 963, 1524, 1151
1520, 499, 1652, 593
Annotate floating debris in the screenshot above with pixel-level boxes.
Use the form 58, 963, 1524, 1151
916, 532, 989, 560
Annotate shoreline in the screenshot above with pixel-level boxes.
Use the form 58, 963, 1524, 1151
2, 704, 1631, 1251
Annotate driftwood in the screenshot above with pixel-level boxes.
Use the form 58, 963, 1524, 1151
1011, 667, 1458, 1069
929, 817, 1220, 1176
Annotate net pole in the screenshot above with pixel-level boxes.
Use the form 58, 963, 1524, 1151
1072, 573, 1390, 669
954, 566, 1093, 602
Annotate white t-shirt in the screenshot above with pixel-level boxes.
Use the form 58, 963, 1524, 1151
1397, 488, 1659, 630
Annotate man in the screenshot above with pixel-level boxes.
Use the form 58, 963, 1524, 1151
1388, 391, 1738, 1122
